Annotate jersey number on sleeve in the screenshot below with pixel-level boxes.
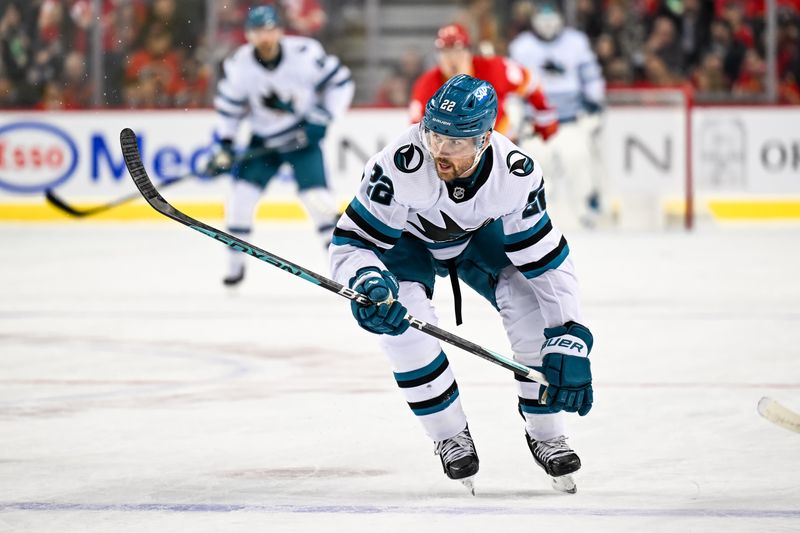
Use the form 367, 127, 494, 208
522, 181, 547, 218
367, 163, 394, 206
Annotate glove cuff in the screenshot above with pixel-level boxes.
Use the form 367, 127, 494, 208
349, 266, 383, 289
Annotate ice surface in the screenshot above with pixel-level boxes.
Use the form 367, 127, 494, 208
1, 221, 799, 532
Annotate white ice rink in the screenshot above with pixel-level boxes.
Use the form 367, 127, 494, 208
1, 219, 799, 532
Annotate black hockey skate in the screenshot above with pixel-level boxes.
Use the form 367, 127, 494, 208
223, 265, 245, 287
525, 433, 580, 494
434, 425, 479, 495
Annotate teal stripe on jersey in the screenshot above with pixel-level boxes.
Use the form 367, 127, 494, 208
393, 351, 447, 382
521, 242, 570, 279
349, 198, 403, 239
504, 213, 551, 245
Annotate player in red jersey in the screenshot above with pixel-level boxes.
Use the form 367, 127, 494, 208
409, 23, 558, 141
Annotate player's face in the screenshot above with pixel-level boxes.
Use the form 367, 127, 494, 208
423, 128, 490, 182
438, 47, 472, 79
247, 26, 283, 57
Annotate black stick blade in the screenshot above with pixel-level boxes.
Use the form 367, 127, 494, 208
44, 189, 92, 217
120, 128, 159, 201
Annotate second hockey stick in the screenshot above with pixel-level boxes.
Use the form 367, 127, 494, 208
119, 127, 547, 384
45, 174, 195, 218
45, 143, 277, 218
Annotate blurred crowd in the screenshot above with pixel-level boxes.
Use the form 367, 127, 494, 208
377, 0, 800, 105
0, 0, 325, 109
1, 0, 799, 110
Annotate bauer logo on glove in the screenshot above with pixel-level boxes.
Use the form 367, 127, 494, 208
536, 322, 594, 416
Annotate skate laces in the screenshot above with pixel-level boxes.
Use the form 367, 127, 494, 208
532, 435, 573, 462
435, 428, 476, 464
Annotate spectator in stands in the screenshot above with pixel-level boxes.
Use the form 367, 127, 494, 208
173, 54, 210, 108
454, 0, 501, 55
0, 2, 36, 106
374, 47, 424, 107
125, 24, 182, 108
705, 18, 746, 84
600, 0, 645, 79
61, 50, 92, 108
733, 47, 766, 94
678, 0, 714, 69
693, 50, 729, 92
642, 52, 676, 86
137, 0, 202, 55
644, 16, 684, 77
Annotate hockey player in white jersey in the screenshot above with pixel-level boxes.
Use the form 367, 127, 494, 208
329, 74, 594, 494
207, 5, 354, 285
509, 2, 606, 228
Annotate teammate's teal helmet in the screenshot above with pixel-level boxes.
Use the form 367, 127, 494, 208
422, 74, 498, 138
245, 5, 281, 29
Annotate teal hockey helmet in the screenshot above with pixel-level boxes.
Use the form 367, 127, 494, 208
245, 5, 281, 29
422, 74, 497, 138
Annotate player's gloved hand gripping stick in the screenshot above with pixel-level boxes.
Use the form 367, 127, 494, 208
120, 127, 556, 388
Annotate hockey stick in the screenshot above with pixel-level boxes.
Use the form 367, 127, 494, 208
757, 397, 800, 433
120, 127, 547, 384
45, 174, 195, 218
45, 143, 275, 218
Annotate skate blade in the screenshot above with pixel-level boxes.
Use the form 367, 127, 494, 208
551, 474, 576, 494
459, 475, 476, 496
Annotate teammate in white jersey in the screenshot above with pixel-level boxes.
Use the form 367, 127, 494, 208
329, 74, 594, 494
207, 5, 354, 286
509, 2, 606, 228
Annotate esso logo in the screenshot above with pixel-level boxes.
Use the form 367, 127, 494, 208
0, 122, 79, 193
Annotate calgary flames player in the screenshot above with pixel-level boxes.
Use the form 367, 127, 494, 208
409, 23, 558, 142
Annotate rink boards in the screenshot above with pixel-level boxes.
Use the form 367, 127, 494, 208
0, 106, 798, 224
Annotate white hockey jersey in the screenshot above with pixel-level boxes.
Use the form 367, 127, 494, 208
330, 125, 582, 327
214, 35, 354, 147
509, 28, 604, 122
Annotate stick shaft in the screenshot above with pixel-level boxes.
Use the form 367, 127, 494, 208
120, 127, 546, 384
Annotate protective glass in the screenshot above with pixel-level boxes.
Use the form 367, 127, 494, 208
421, 127, 487, 160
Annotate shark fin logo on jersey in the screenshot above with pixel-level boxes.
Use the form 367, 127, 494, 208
542, 59, 566, 75
393, 143, 424, 174
506, 150, 534, 177
262, 92, 295, 113
409, 211, 493, 242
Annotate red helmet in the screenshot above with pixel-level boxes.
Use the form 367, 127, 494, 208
435, 24, 471, 49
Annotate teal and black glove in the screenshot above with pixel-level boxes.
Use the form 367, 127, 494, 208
535, 322, 594, 416
301, 105, 331, 146
349, 267, 409, 336
205, 139, 235, 176
302, 121, 327, 145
